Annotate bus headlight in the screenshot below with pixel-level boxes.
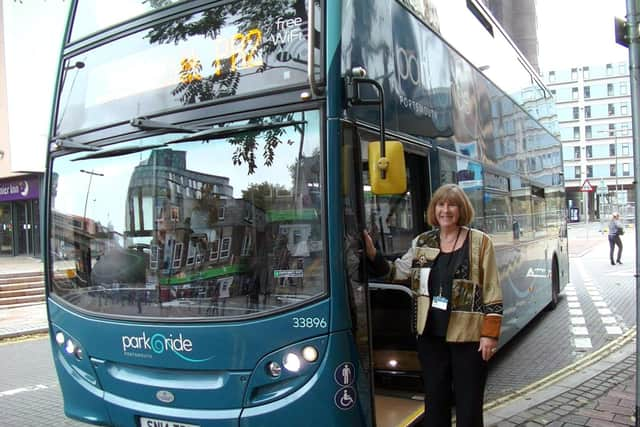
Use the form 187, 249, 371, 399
246, 336, 327, 407
65, 339, 76, 355
283, 353, 301, 373
302, 346, 318, 362
55, 332, 65, 345
267, 361, 282, 377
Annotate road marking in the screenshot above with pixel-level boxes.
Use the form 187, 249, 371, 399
571, 258, 627, 352
606, 326, 623, 335
0, 384, 48, 397
574, 337, 592, 348
572, 326, 589, 335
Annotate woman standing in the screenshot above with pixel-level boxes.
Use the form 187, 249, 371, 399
364, 183, 502, 427
608, 212, 624, 265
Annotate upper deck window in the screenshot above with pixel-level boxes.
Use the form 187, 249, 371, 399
70, 0, 188, 42
57, 0, 312, 135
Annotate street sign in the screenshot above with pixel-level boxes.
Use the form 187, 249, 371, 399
579, 179, 594, 192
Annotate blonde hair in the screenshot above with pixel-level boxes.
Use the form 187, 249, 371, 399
426, 184, 475, 227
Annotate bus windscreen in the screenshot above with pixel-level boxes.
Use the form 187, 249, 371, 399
49, 110, 326, 320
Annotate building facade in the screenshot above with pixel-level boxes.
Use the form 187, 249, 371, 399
0, 2, 67, 257
542, 62, 633, 222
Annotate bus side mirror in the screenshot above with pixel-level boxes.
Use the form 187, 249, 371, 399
368, 140, 407, 195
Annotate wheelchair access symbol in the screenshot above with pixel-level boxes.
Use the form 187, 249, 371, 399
334, 386, 356, 410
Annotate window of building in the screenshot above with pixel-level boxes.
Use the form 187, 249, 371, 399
621, 104, 629, 115
575, 165, 581, 179
621, 82, 629, 95
209, 239, 219, 261
584, 86, 591, 98
584, 106, 591, 118
551, 89, 556, 96
173, 243, 183, 269
608, 104, 615, 116
571, 68, 578, 80
572, 87, 578, 100
219, 237, 232, 259
623, 163, 630, 176
607, 83, 614, 96
586, 165, 593, 177
241, 233, 252, 256
573, 127, 580, 139
606, 63, 613, 75
609, 123, 616, 134
150, 246, 158, 270
549, 71, 556, 82
621, 123, 630, 135
610, 143, 617, 157
619, 63, 626, 74
586, 145, 592, 158
573, 107, 579, 119
574, 146, 581, 159
622, 143, 630, 156
585, 126, 592, 139
583, 66, 590, 79
610, 164, 617, 176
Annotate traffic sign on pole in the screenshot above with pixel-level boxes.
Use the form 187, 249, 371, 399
580, 179, 594, 192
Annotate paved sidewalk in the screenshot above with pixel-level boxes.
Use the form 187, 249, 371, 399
486, 332, 637, 426
0, 256, 47, 339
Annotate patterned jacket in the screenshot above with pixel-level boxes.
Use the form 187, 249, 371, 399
372, 227, 502, 342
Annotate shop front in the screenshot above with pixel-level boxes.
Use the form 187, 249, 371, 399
0, 175, 41, 257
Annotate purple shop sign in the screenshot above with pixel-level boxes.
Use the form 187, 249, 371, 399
0, 178, 39, 202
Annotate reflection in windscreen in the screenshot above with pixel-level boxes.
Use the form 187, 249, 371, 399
50, 111, 325, 319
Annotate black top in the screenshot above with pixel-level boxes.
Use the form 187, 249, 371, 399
424, 235, 469, 337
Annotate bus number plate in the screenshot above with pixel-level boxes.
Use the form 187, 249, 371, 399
139, 416, 199, 427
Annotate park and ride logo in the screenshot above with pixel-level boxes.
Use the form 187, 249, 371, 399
121, 331, 214, 363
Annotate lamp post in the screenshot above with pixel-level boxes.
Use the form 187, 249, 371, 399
80, 169, 104, 231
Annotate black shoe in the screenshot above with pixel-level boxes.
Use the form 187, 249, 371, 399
611, 261, 616, 265
617, 260, 623, 264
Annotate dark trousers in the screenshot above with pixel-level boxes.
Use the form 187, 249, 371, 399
608, 235, 622, 263
418, 334, 488, 427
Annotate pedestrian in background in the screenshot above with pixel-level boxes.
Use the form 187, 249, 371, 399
608, 212, 624, 265
364, 183, 502, 427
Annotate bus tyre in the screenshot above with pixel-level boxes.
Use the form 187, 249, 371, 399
546, 259, 560, 311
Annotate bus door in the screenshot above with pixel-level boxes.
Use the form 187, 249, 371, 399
347, 126, 431, 426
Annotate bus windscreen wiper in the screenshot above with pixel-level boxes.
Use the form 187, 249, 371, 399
71, 143, 167, 161
129, 117, 201, 133
71, 120, 307, 160
164, 120, 307, 145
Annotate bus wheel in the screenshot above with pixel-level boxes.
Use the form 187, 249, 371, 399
546, 259, 560, 311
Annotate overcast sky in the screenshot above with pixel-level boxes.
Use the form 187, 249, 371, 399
536, 0, 629, 71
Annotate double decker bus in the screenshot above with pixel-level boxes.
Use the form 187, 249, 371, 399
45, 1, 569, 426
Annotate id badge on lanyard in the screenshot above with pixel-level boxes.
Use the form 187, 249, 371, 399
432, 295, 448, 310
